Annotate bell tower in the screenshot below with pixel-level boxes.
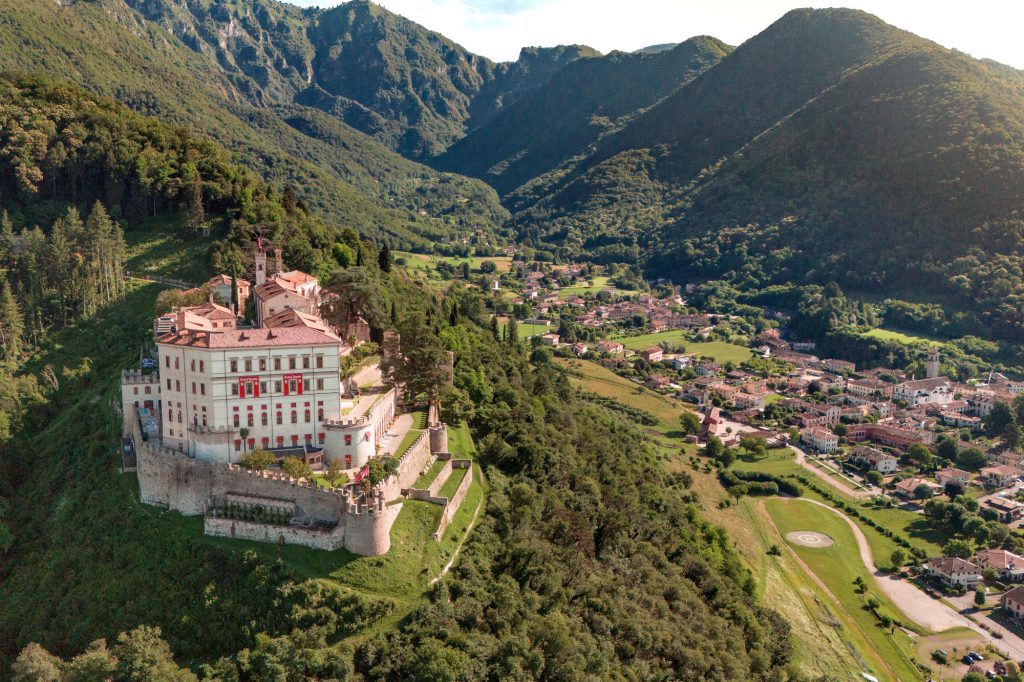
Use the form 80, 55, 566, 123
255, 242, 267, 286
926, 347, 940, 379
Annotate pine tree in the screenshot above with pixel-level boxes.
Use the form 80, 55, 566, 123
0, 279, 25, 362
390, 300, 398, 324
378, 243, 392, 273
0, 210, 13, 268
490, 315, 500, 341
506, 317, 519, 347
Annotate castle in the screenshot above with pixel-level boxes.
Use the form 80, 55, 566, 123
120, 243, 457, 555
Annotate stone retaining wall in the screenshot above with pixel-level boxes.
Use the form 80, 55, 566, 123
434, 463, 474, 541
204, 517, 347, 551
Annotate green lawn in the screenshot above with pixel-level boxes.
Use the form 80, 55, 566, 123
609, 332, 754, 364
413, 459, 446, 489
499, 320, 553, 339
557, 276, 611, 298
437, 466, 468, 499
394, 251, 513, 274
611, 329, 690, 350
733, 449, 947, 561
861, 327, 948, 348
766, 498, 928, 681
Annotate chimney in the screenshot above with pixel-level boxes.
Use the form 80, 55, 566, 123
274, 248, 283, 275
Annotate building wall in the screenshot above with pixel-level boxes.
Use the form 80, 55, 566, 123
434, 463, 474, 541
205, 516, 347, 551
323, 388, 396, 468
157, 341, 341, 461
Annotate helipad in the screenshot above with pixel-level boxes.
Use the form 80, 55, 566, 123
785, 531, 835, 548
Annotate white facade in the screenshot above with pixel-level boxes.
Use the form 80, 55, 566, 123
157, 328, 342, 463
893, 378, 954, 406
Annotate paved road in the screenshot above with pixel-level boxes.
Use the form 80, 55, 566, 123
784, 497, 1024, 660
791, 445, 873, 500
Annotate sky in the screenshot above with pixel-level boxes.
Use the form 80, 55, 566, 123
284, 0, 1024, 69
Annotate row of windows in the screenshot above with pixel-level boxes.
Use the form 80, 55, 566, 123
231, 409, 324, 427
163, 355, 326, 373
228, 355, 324, 373
166, 378, 326, 395
234, 433, 326, 451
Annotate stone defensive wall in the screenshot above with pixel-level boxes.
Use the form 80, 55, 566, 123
135, 442, 397, 555
434, 462, 473, 541
377, 425, 438, 500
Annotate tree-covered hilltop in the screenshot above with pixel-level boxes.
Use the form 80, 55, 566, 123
0, 0, 509, 249
435, 36, 732, 196
0, 241, 797, 680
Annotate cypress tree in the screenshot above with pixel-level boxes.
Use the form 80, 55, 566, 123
378, 243, 392, 273
506, 317, 519, 347
0, 210, 13, 268
490, 315, 500, 341
187, 171, 204, 234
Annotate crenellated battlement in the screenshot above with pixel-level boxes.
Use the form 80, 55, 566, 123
121, 369, 160, 385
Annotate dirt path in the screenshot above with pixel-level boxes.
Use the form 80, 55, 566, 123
775, 498, 1024, 660
798, 498, 970, 632
791, 446, 872, 500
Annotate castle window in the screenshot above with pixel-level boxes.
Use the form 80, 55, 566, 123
261, 437, 269, 447
274, 358, 281, 371
289, 357, 296, 370
259, 358, 267, 371
168, 408, 173, 422
177, 411, 183, 424
291, 435, 299, 446
317, 408, 324, 422
260, 381, 267, 394
319, 433, 325, 444
261, 413, 268, 426
230, 383, 238, 396
191, 382, 196, 394
304, 409, 310, 423
274, 381, 282, 393
316, 355, 323, 369
345, 435, 352, 446
234, 439, 241, 451
276, 436, 284, 445
247, 414, 254, 427
199, 361, 205, 372
191, 359, 195, 371
304, 434, 312, 443
133, 387, 138, 395
233, 414, 239, 428
167, 378, 171, 390
165, 356, 170, 368
244, 359, 252, 372
303, 380, 311, 392
202, 415, 207, 426
175, 380, 180, 392
291, 410, 297, 424
345, 455, 352, 467
174, 357, 179, 370
145, 386, 151, 394
316, 379, 324, 390
302, 356, 310, 369
230, 360, 237, 373
276, 411, 283, 425
200, 384, 205, 396
289, 380, 297, 394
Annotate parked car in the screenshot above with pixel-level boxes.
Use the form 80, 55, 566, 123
968, 652, 984, 661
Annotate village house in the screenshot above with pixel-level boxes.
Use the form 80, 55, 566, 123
572, 341, 588, 356
974, 549, 1024, 581
539, 333, 561, 347
846, 421, 934, 450
801, 427, 838, 454
640, 347, 663, 363
848, 445, 898, 474
979, 464, 1020, 489
701, 406, 728, 441
733, 392, 766, 411
980, 497, 1024, 523
695, 358, 721, 376
206, 274, 250, 314
596, 340, 625, 355
645, 375, 671, 390
939, 410, 982, 430
846, 377, 893, 400
1001, 585, 1024, 618
894, 477, 942, 499
925, 557, 982, 587
672, 355, 695, 371
823, 358, 856, 374
935, 467, 970, 487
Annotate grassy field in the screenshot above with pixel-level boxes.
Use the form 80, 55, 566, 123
394, 251, 513, 274
732, 448, 946, 561
124, 219, 218, 285
610, 332, 754, 364
498, 318, 553, 339
861, 327, 948, 347
557, 276, 611, 298
555, 358, 685, 435
765, 498, 928, 681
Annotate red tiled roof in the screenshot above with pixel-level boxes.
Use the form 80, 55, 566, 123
157, 326, 340, 349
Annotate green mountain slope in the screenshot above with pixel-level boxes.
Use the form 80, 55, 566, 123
0, 0, 508, 249
435, 36, 731, 196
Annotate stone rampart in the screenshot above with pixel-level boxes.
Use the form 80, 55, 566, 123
378, 429, 433, 500
434, 464, 474, 541
204, 517, 347, 551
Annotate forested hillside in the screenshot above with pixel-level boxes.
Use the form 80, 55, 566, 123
436, 36, 731, 196
0, 0, 509, 249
